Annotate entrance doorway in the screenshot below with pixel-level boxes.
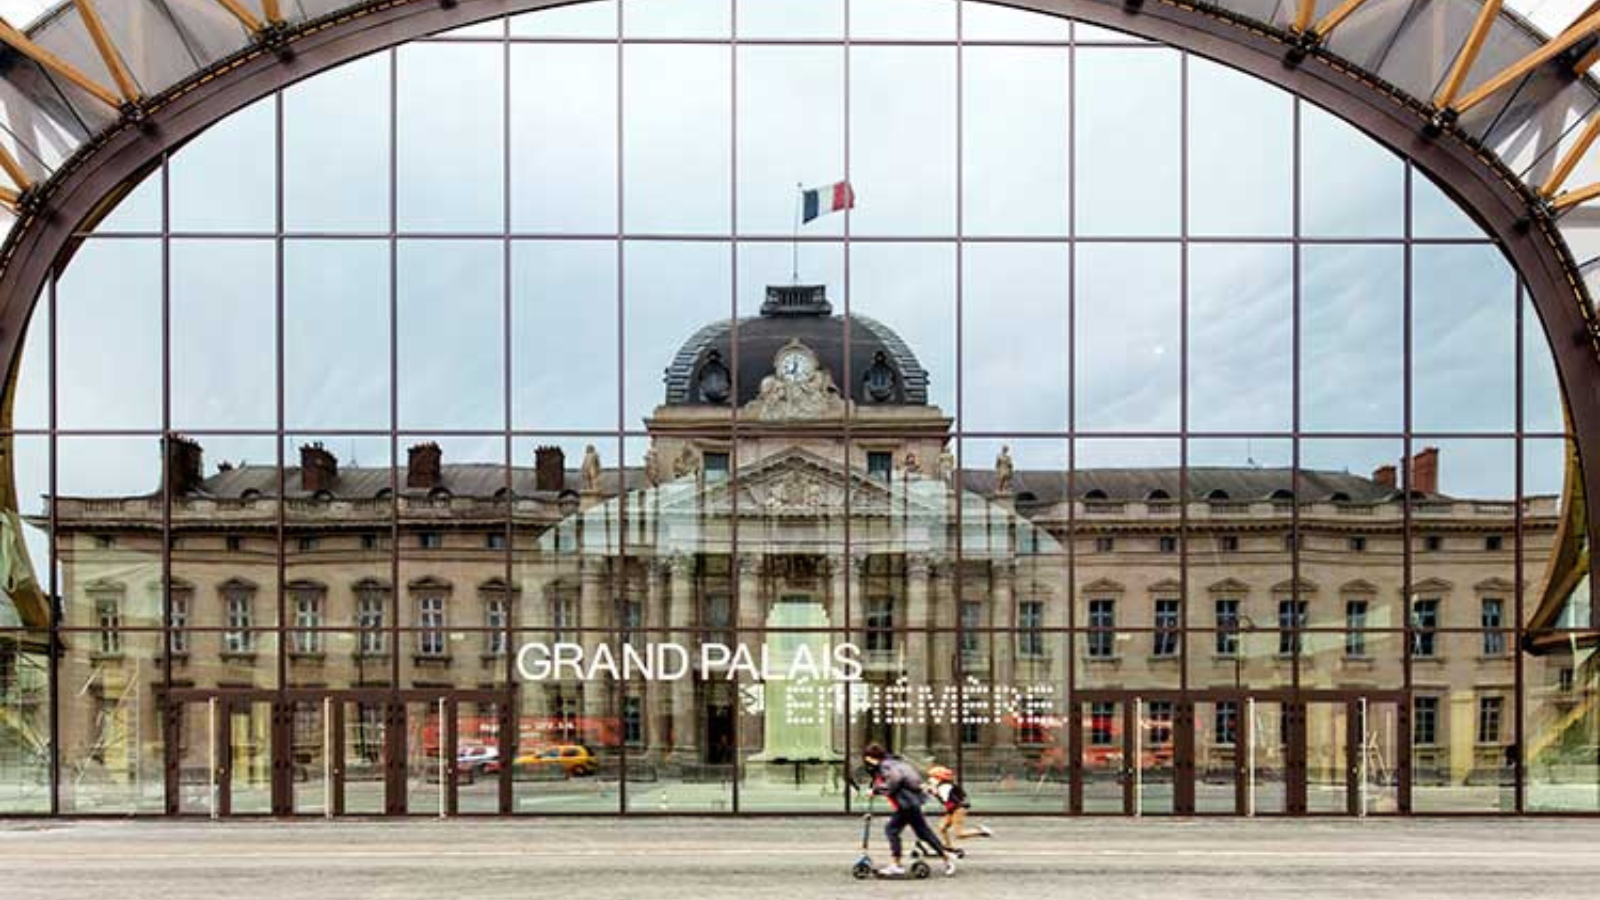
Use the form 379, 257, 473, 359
165, 689, 513, 816
1070, 690, 1406, 815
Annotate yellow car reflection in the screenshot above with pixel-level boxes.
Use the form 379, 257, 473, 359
513, 744, 597, 778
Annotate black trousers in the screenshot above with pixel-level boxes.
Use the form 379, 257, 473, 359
885, 804, 946, 859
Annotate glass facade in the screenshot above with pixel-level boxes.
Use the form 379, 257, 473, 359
0, 0, 1594, 816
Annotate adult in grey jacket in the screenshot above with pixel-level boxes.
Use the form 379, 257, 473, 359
863, 743, 955, 877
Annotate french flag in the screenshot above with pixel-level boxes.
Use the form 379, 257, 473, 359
802, 181, 855, 223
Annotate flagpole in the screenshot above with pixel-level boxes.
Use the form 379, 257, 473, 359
792, 181, 803, 284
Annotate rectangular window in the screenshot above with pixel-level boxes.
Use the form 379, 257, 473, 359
1090, 702, 1115, 746
224, 588, 254, 653
1019, 600, 1045, 658
292, 590, 324, 654
1413, 696, 1439, 746
1087, 598, 1116, 659
485, 594, 507, 656
704, 593, 732, 630
1559, 667, 1576, 693
170, 592, 190, 655
960, 721, 981, 746
418, 596, 446, 656
1422, 534, 1443, 552
703, 451, 730, 483
1477, 696, 1504, 744
297, 536, 319, 552
1345, 599, 1368, 657
1214, 598, 1239, 655
1485, 535, 1504, 552
620, 598, 643, 649
1278, 598, 1306, 655
1481, 598, 1505, 656
419, 532, 443, 549
360, 533, 379, 551
1215, 700, 1238, 746
623, 695, 643, 747
225, 535, 243, 552
357, 589, 387, 655
1349, 535, 1367, 553
1153, 598, 1180, 657
959, 600, 982, 656
94, 592, 122, 655
1411, 598, 1440, 658
1157, 535, 1178, 554
1218, 535, 1239, 552
486, 532, 507, 550
1094, 536, 1115, 553
866, 597, 895, 652
867, 451, 894, 483
551, 596, 576, 642
1146, 701, 1174, 746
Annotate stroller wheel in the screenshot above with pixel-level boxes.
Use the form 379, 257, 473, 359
910, 861, 932, 880
851, 861, 873, 880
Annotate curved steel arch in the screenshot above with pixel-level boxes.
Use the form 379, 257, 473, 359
0, 0, 1595, 607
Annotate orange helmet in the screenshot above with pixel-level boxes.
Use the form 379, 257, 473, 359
927, 765, 955, 782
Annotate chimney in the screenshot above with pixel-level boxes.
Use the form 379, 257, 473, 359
1411, 446, 1440, 496
406, 442, 442, 490
1372, 464, 1396, 491
300, 443, 339, 493
164, 434, 205, 497
535, 445, 566, 492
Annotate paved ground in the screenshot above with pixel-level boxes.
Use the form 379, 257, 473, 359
2, 817, 1598, 900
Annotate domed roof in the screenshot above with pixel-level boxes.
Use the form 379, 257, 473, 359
663, 285, 929, 408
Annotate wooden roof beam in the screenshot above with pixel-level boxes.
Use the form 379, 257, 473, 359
71, 0, 140, 104
212, 0, 264, 34
0, 16, 122, 111
1434, 0, 1503, 110
1291, 0, 1317, 34
0, 142, 31, 194
1313, 0, 1375, 40
1551, 180, 1600, 211
1452, 7, 1600, 115
1541, 112, 1600, 198
261, 0, 285, 25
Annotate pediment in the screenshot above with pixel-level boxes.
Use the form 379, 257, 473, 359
1474, 577, 1516, 594
1081, 578, 1125, 595
1271, 577, 1319, 595
1207, 577, 1250, 595
1339, 579, 1379, 596
1411, 577, 1453, 595
1148, 578, 1184, 595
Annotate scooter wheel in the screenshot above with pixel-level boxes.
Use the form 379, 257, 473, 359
910, 861, 932, 880
851, 861, 873, 880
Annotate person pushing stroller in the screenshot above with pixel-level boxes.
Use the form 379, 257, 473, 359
862, 743, 956, 877
926, 765, 994, 856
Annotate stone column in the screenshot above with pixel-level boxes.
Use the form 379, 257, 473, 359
990, 560, 1017, 758
668, 553, 699, 764
737, 554, 763, 633
928, 557, 957, 761
902, 552, 931, 761
644, 560, 667, 759
580, 557, 610, 734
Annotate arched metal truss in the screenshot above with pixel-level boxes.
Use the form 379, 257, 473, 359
0, 0, 1597, 618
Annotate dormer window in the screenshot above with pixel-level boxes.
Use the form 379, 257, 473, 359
863, 351, 899, 403
695, 350, 731, 404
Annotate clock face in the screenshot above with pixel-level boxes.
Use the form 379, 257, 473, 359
777, 348, 815, 383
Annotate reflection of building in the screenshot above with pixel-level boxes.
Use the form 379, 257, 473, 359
33, 285, 1580, 815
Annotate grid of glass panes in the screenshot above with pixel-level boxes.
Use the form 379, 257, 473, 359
1, 0, 1586, 816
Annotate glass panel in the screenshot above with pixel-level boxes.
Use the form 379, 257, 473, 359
737, 46, 845, 237
1187, 57, 1293, 237
58, 629, 164, 812
624, 0, 731, 37
1358, 699, 1401, 814
849, 46, 956, 236
962, 46, 1068, 237
1075, 47, 1180, 237
737, 634, 851, 812
1523, 288, 1567, 435
406, 699, 447, 815
185, 631, 279, 690
57, 239, 162, 431
170, 435, 280, 648
511, 0, 618, 37
737, 0, 844, 39
849, 242, 956, 416
1134, 697, 1174, 815
1412, 169, 1483, 239
1249, 698, 1289, 814
963, 244, 1069, 431
623, 45, 731, 235
1194, 698, 1239, 814
1080, 699, 1125, 813
850, 0, 956, 40
510, 44, 617, 235
1188, 245, 1293, 432
1412, 686, 1515, 812
169, 95, 276, 232
397, 240, 505, 430
55, 436, 165, 630
1299, 102, 1403, 238
3, 435, 50, 632
1523, 635, 1599, 812
10, 289, 48, 431
512, 240, 619, 431
1305, 700, 1349, 813
170, 240, 277, 430
456, 697, 503, 813
174, 699, 216, 815
622, 241, 731, 429
0, 631, 50, 812
397, 43, 505, 232
1301, 245, 1404, 433
228, 700, 274, 814
342, 699, 389, 815
284, 240, 391, 431
1412, 245, 1515, 433
284, 52, 390, 233
1076, 243, 1180, 433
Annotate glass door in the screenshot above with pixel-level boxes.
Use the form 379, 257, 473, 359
288, 698, 331, 816
341, 698, 390, 815
224, 699, 274, 814
1304, 699, 1352, 813
1133, 697, 1177, 815
170, 697, 218, 816
1076, 698, 1128, 813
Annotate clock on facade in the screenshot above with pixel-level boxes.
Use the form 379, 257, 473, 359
776, 342, 818, 383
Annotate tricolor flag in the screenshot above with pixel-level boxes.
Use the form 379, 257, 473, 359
801, 181, 855, 223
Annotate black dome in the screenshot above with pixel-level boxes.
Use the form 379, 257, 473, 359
663, 285, 930, 408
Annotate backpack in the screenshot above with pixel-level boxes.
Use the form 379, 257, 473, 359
946, 781, 971, 810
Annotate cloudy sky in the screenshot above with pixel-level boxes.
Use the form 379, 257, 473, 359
0, 0, 1577, 525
